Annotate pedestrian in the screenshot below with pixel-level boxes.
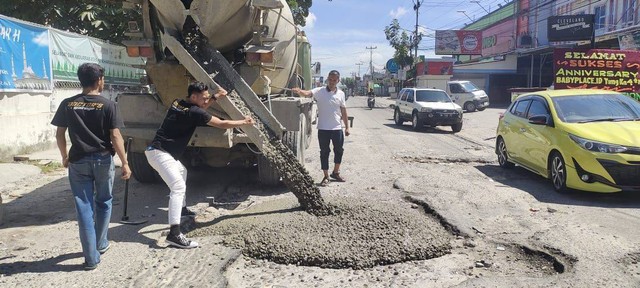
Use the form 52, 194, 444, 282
51, 63, 131, 270
367, 88, 375, 98
145, 81, 254, 249
292, 70, 350, 186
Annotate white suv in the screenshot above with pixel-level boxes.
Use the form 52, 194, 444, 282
393, 88, 463, 132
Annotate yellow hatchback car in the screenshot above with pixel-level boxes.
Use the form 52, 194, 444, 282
496, 89, 640, 193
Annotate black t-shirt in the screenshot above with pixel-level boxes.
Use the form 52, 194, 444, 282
367, 91, 375, 97
51, 94, 124, 163
151, 99, 212, 159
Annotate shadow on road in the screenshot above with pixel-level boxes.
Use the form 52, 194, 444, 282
382, 123, 455, 134
475, 164, 640, 208
0, 252, 84, 275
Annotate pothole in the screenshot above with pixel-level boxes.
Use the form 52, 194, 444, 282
619, 252, 640, 279
398, 155, 494, 165
189, 197, 454, 269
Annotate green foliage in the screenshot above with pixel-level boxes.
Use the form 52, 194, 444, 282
288, 0, 313, 27
384, 19, 420, 69
0, 0, 140, 44
341, 77, 356, 89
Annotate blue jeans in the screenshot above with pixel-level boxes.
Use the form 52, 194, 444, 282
317, 129, 344, 171
68, 152, 115, 267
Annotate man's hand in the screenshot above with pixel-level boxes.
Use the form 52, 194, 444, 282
62, 157, 69, 168
243, 116, 255, 125
345, 128, 350, 137
215, 87, 228, 99
121, 163, 132, 180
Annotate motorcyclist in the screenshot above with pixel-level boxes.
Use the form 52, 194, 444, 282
367, 88, 375, 109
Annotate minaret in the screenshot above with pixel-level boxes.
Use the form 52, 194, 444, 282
11, 56, 16, 80
22, 43, 27, 74
42, 58, 48, 79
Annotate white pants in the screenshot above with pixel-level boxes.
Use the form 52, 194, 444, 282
145, 149, 187, 225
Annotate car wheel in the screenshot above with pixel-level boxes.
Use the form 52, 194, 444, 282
549, 152, 568, 193
496, 137, 514, 169
394, 108, 404, 125
464, 102, 477, 112
411, 112, 422, 131
451, 122, 463, 133
477, 107, 486, 111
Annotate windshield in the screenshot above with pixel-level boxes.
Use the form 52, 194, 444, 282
552, 94, 640, 123
416, 90, 451, 103
459, 82, 479, 92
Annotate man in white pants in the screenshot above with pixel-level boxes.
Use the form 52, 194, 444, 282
145, 82, 254, 249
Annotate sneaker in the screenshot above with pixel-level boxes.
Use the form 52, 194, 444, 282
83, 262, 98, 270
319, 177, 330, 187
181, 207, 196, 218
166, 233, 199, 249
98, 242, 111, 254
330, 172, 346, 182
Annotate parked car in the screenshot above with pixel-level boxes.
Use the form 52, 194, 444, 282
393, 88, 463, 132
496, 89, 640, 193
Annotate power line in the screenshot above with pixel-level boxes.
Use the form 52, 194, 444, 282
366, 46, 377, 76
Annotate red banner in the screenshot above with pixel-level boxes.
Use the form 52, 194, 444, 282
553, 48, 640, 95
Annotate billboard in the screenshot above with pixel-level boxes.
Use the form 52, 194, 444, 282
435, 30, 482, 55
0, 15, 53, 93
619, 32, 640, 51
49, 29, 145, 85
553, 48, 640, 99
548, 15, 594, 42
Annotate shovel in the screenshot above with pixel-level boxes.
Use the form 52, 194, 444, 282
119, 138, 148, 225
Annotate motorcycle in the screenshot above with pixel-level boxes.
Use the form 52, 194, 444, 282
367, 96, 375, 109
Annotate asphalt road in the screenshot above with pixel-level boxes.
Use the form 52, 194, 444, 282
1, 95, 640, 287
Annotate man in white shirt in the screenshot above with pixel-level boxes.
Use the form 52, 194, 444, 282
292, 70, 350, 186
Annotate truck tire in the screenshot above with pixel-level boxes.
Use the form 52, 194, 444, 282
257, 155, 281, 186
451, 122, 463, 133
411, 112, 423, 131
128, 152, 161, 183
464, 102, 477, 112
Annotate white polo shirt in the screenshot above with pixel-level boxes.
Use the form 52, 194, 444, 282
312, 86, 346, 130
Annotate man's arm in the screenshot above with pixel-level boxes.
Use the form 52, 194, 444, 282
341, 106, 350, 136
207, 115, 255, 129
110, 128, 131, 180
291, 88, 313, 97
203, 87, 228, 109
55, 127, 69, 167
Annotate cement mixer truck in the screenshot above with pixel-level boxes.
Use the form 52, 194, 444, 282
118, 0, 315, 185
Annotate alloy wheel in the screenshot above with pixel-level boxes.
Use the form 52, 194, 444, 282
551, 154, 566, 191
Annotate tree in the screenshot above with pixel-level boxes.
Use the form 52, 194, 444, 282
384, 19, 417, 70
0, 1, 139, 44
341, 77, 355, 90
288, 0, 313, 27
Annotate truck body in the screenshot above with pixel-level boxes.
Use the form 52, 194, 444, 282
119, 0, 314, 185
416, 75, 490, 112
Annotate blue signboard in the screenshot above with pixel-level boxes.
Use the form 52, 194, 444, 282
0, 15, 52, 92
385, 58, 399, 74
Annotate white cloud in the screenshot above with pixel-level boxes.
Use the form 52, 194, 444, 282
305, 12, 317, 29
33, 32, 49, 46
389, 7, 407, 19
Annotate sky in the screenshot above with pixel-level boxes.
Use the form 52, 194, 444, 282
302, 0, 507, 78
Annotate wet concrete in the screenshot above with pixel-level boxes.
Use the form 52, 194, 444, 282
181, 19, 333, 215
191, 197, 453, 269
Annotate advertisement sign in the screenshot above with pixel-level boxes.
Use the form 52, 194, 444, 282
0, 15, 52, 93
618, 32, 640, 51
435, 30, 482, 55
49, 29, 145, 85
553, 48, 640, 99
481, 19, 515, 56
548, 15, 594, 42
424, 61, 453, 75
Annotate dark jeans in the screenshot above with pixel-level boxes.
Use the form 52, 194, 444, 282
318, 129, 344, 171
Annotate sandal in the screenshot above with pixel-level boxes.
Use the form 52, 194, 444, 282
330, 172, 346, 182
319, 177, 330, 186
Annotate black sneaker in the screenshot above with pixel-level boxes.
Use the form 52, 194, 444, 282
181, 207, 196, 218
166, 233, 199, 249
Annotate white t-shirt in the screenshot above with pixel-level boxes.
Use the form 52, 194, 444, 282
312, 86, 346, 130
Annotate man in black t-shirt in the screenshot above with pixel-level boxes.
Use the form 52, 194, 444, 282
51, 63, 131, 270
145, 81, 254, 249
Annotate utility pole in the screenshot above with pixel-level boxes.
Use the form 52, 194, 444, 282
355, 62, 364, 77
366, 46, 377, 84
413, 0, 424, 60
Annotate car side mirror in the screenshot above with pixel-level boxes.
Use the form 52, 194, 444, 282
528, 115, 548, 125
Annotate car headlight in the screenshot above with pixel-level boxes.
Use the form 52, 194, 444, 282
420, 107, 432, 112
569, 134, 628, 153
